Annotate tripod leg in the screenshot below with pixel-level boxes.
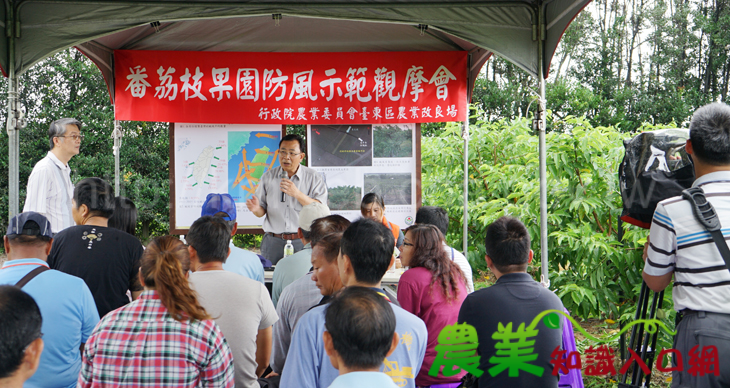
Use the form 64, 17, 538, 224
643, 290, 664, 387
633, 288, 661, 385
622, 281, 649, 385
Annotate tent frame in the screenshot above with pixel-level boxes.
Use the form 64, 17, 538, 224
4, 0, 589, 286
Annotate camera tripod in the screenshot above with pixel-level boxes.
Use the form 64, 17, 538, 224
616, 219, 666, 388
618, 281, 665, 388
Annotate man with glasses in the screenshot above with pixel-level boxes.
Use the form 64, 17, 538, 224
246, 134, 327, 264
24, 118, 83, 233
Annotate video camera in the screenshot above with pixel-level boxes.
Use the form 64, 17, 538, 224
617, 128, 694, 387
619, 128, 694, 229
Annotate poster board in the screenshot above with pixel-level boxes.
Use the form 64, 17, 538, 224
307, 123, 421, 230
170, 123, 284, 234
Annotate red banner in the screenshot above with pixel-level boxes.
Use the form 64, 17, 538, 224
114, 50, 467, 124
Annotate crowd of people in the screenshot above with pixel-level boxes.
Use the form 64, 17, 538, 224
4, 102, 730, 388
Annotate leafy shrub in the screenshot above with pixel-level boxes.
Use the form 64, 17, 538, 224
422, 113, 670, 324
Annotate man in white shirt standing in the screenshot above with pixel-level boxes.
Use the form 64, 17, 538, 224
23, 118, 82, 234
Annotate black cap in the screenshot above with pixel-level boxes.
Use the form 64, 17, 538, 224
6, 212, 53, 238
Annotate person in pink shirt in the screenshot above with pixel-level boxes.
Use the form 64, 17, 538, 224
397, 224, 468, 388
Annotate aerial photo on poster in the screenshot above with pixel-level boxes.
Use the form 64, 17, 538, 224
320, 169, 362, 211
373, 124, 414, 158
228, 130, 281, 203
364, 173, 413, 205
310, 125, 373, 167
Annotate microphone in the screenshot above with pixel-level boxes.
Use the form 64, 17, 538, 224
281, 169, 287, 202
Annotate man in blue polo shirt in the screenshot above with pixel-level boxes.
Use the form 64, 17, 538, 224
200, 193, 264, 283
0, 212, 99, 388
281, 218, 427, 388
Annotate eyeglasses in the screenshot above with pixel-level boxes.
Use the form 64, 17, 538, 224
57, 134, 84, 141
279, 150, 302, 159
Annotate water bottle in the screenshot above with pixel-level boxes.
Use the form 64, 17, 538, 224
283, 240, 294, 258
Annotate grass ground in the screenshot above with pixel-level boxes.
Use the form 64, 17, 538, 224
473, 272, 672, 388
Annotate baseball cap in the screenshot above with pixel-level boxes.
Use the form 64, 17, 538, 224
6, 212, 53, 238
201, 193, 237, 221
298, 202, 331, 231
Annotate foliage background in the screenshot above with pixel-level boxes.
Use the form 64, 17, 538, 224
421, 112, 680, 360
0, 50, 170, 242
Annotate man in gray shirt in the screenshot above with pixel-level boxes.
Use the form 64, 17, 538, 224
187, 216, 278, 388
246, 134, 328, 264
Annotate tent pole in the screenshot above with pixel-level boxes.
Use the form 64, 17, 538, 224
6, 15, 19, 219
462, 60, 470, 257
113, 120, 121, 196
537, 5, 549, 287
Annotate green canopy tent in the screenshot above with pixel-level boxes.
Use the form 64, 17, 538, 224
2, 0, 591, 285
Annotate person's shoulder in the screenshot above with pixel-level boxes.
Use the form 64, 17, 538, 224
282, 272, 315, 294
299, 303, 326, 325
538, 286, 565, 307
274, 254, 296, 270
300, 165, 323, 178
199, 271, 265, 296
229, 244, 258, 257
400, 267, 430, 283
29, 154, 54, 170
46, 268, 85, 285
390, 303, 427, 331
279, 249, 311, 266
290, 304, 325, 338
261, 166, 280, 179
446, 244, 467, 258
54, 225, 83, 239
95, 302, 128, 328
103, 227, 140, 242
193, 269, 253, 282
463, 286, 497, 303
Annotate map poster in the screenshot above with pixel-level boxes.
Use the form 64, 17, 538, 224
308, 123, 420, 230
171, 123, 282, 233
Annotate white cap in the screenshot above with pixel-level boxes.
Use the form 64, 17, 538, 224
298, 202, 331, 231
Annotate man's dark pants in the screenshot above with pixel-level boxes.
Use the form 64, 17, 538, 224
671, 311, 730, 388
261, 233, 304, 265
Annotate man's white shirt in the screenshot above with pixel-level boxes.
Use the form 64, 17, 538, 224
24, 151, 74, 233
444, 243, 474, 293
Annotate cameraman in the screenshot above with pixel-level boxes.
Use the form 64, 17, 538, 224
643, 103, 730, 388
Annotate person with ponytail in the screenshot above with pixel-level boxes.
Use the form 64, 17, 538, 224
397, 224, 468, 388
78, 236, 234, 388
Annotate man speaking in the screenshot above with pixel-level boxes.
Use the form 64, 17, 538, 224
246, 134, 327, 264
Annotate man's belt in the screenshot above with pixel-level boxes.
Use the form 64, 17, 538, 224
270, 232, 299, 240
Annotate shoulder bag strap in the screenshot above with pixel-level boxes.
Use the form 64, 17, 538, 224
682, 187, 730, 272
14, 266, 49, 289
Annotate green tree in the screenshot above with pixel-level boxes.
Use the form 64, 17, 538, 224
0, 49, 170, 242
421, 112, 671, 324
